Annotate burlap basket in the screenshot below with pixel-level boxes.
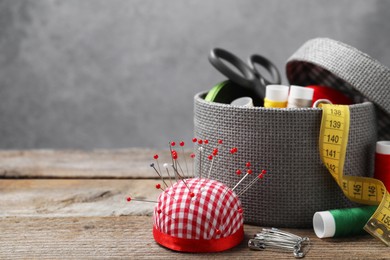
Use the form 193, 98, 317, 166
193, 38, 390, 228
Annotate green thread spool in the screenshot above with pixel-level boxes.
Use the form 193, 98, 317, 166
313, 206, 377, 238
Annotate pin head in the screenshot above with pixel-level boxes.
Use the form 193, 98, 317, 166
171, 150, 178, 160
154, 154, 159, 160
171, 141, 176, 146
180, 141, 185, 147
230, 147, 238, 154
192, 138, 197, 143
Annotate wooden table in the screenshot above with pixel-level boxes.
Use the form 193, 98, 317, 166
0, 149, 388, 259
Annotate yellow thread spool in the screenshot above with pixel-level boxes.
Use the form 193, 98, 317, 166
264, 99, 287, 108
264, 85, 289, 108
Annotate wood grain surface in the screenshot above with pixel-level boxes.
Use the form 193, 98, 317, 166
0, 216, 388, 259
0, 179, 160, 217
0, 149, 192, 178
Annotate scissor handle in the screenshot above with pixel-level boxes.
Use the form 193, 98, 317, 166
208, 48, 256, 89
248, 54, 282, 86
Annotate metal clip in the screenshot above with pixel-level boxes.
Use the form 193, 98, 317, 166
248, 228, 310, 258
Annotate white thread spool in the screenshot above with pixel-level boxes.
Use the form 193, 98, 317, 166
313, 211, 336, 238
231, 97, 254, 108
287, 85, 314, 108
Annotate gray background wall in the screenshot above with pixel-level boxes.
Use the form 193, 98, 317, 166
1, 0, 389, 149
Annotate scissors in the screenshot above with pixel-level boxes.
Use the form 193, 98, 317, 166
205, 48, 281, 106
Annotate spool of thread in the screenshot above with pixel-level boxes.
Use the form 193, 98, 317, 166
313, 206, 377, 238
306, 85, 353, 105
312, 99, 332, 108
287, 85, 314, 108
375, 141, 390, 192
231, 97, 254, 108
264, 85, 289, 108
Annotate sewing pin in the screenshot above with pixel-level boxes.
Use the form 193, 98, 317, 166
231, 167, 253, 192
163, 163, 173, 186
170, 149, 185, 179
198, 146, 204, 178
190, 153, 195, 178
126, 197, 157, 203
150, 163, 169, 188
205, 139, 224, 179
171, 163, 193, 196
156, 183, 165, 191
237, 170, 266, 196
179, 141, 189, 178
206, 154, 213, 179
173, 150, 187, 178
169, 142, 177, 176
206, 146, 220, 179
153, 154, 164, 183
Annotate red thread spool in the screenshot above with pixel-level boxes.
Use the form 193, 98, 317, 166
306, 85, 353, 105
374, 141, 390, 192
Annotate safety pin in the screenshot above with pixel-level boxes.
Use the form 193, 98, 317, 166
248, 228, 310, 258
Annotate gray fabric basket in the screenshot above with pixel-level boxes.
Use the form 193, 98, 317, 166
194, 94, 376, 228
193, 38, 390, 228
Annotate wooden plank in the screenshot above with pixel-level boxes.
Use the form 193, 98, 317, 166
0, 149, 193, 178
0, 179, 161, 217
0, 216, 387, 259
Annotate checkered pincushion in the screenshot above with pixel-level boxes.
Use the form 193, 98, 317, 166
153, 178, 244, 252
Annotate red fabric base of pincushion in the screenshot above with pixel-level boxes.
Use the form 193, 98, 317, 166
153, 226, 244, 253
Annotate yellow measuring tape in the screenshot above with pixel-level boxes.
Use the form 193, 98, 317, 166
319, 104, 390, 246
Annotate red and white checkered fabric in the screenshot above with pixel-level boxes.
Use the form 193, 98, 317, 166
153, 178, 243, 240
